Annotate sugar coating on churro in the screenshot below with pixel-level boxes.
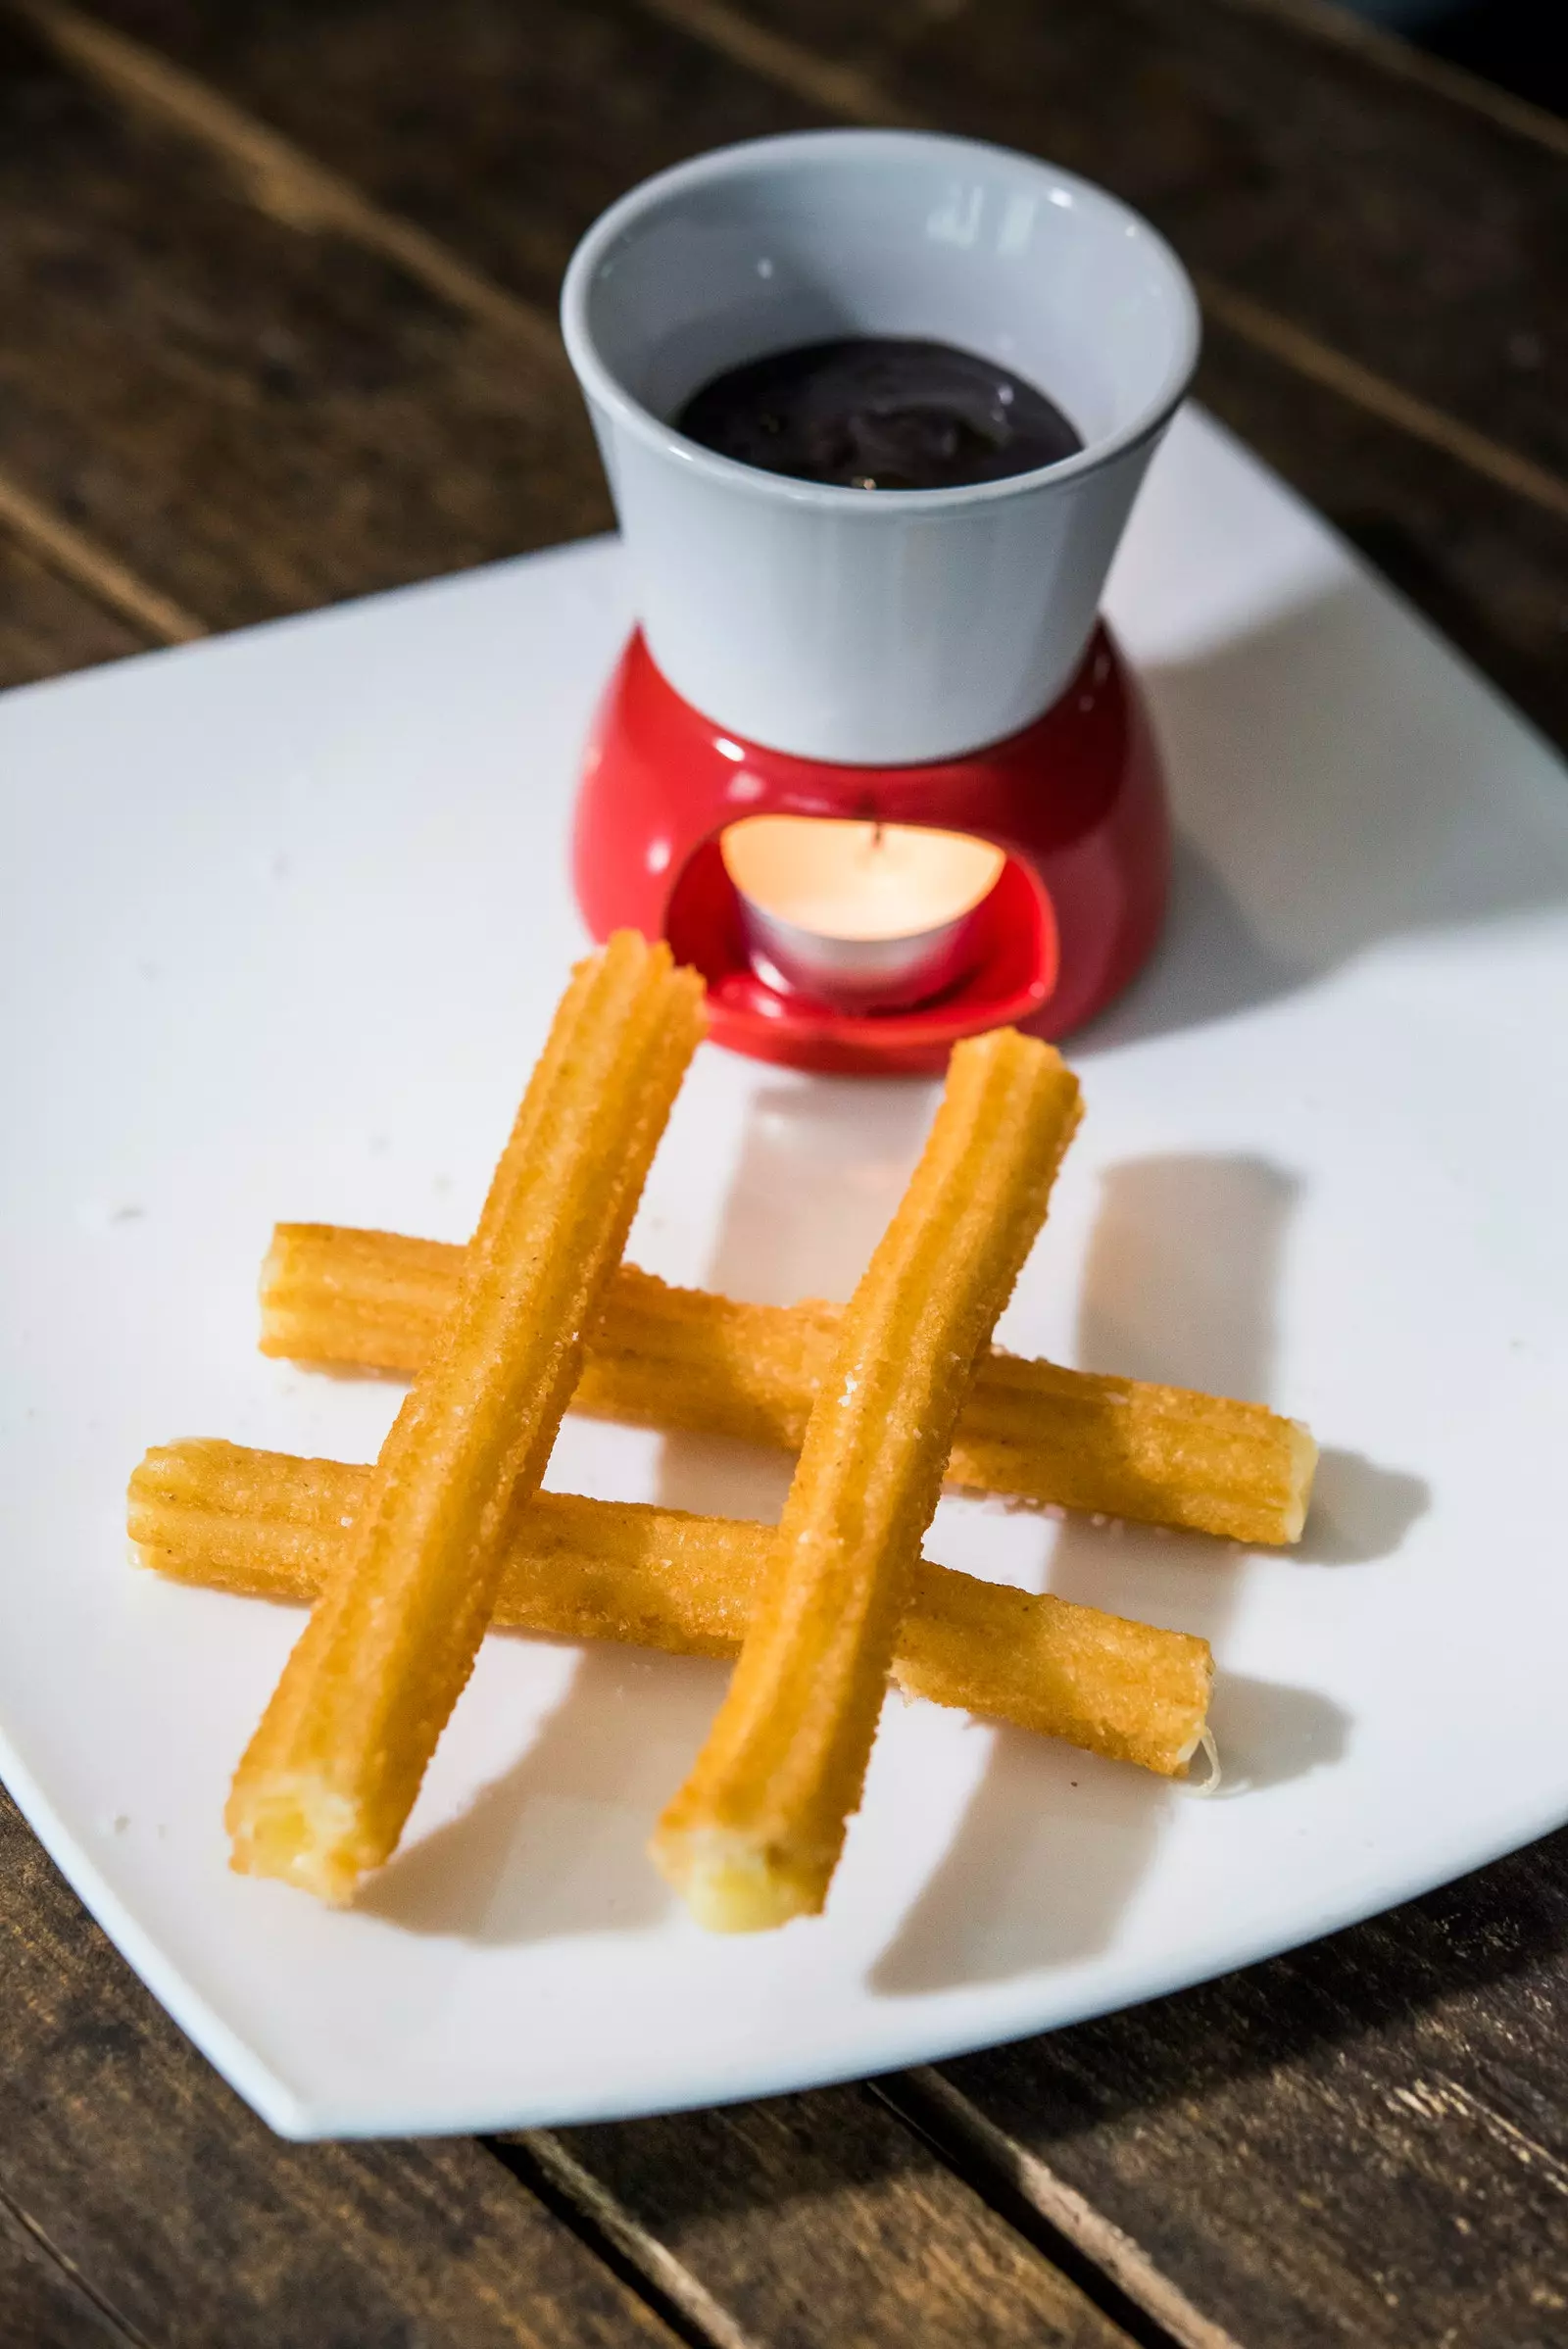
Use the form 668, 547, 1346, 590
224, 932, 706, 1902
260, 1229, 1317, 1545
650, 1029, 1085, 1933
129, 1440, 1213, 1779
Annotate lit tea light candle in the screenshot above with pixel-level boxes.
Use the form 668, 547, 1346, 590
720, 815, 1006, 1011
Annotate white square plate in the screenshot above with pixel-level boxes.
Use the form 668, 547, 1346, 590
3, 408, 1567, 2138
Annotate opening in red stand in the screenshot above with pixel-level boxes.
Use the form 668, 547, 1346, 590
665, 843, 1058, 1075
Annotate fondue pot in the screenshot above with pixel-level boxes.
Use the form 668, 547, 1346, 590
561, 130, 1200, 1073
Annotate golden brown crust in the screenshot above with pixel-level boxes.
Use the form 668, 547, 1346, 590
130, 1439, 1212, 1779
260, 1232, 1315, 1545
224, 934, 707, 1902
651, 1032, 1085, 1931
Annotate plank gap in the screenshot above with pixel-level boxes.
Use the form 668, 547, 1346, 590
0, 466, 207, 646
8, 0, 567, 369
1207, 0, 1568, 162
1196, 279, 1568, 525
484, 2132, 755, 2349
635, 0, 912, 125
0, 2177, 151, 2349
876, 2072, 1239, 2349
0, 530, 151, 690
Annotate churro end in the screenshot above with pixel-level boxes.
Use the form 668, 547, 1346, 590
1282, 1419, 1320, 1544
226, 1780, 364, 1905
651, 1827, 825, 1933
257, 1228, 291, 1355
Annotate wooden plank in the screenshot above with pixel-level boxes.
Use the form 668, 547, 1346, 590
0, 531, 151, 693
0, 1755, 1147, 2349
3, 7, 1565, 2344
1209, 0, 1568, 160
630, 0, 1568, 532
0, 1786, 677, 2349
54, 0, 1568, 754
910, 1828, 1568, 2349
659, 0, 1568, 494
1194, 322, 1568, 752
0, 466, 203, 648
83, 0, 1568, 526
0, 10, 607, 635
53, 0, 823, 318
511, 2088, 1141, 2349
626, 0, 1568, 750
0, 2196, 137, 2349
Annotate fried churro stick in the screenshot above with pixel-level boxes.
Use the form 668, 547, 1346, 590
225, 934, 706, 1901
261, 1228, 1315, 1545
653, 1031, 1084, 1932
131, 1442, 1213, 1778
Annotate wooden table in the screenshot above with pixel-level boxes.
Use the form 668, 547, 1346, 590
4, 2, 1566, 2340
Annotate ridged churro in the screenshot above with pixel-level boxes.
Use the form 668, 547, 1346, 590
224, 933, 707, 1901
130, 1441, 1214, 1778
652, 1031, 1084, 1932
260, 1227, 1316, 1544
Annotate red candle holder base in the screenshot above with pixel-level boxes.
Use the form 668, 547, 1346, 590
572, 628, 1170, 1075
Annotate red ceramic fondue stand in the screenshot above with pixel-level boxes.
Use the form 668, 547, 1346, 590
574, 623, 1169, 1075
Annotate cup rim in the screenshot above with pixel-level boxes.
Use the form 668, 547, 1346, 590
560, 127, 1201, 515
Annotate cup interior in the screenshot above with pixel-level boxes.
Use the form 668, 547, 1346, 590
566, 131, 1199, 475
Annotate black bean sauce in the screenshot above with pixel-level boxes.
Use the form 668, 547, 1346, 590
675, 335, 1082, 491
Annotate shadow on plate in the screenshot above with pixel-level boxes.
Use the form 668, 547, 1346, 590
934, 1824, 1568, 2130
656, 1428, 793, 1526
1070, 1150, 1297, 1396
694, 1073, 939, 1309
359, 1643, 726, 1945
870, 1662, 1348, 1999
1205, 1671, 1351, 1796
1065, 1157, 1428, 1577
1296, 1447, 1431, 1565
655, 1069, 945, 1515
874, 1146, 1356, 1994
871, 1731, 1179, 1997
1085, 577, 1568, 1051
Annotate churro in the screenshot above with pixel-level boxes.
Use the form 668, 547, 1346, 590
224, 933, 706, 1901
261, 1227, 1316, 1544
131, 1441, 1214, 1778
652, 1030, 1084, 1932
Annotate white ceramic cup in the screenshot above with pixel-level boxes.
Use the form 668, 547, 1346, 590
562, 129, 1200, 765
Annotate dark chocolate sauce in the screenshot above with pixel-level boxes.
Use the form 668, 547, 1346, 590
675, 336, 1082, 491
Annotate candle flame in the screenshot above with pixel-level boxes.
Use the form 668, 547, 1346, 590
720, 815, 1004, 944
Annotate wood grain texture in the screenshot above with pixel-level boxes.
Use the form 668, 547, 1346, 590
0, 531, 150, 691
13, 0, 566, 367
647, 0, 1568, 745
0, 1763, 1152, 2349
690, 0, 1568, 494
1194, 323, 1568, 752
62, 0, 818, 315
515, 2087, 1138, 2349
60, 0, 1568, 753
918, 1829, 1568, 2349
0, 465, 204, 645
3, 4, 1568, 2344
0, 1786, 676, 2349
0, 12, 607, 635
1206, 0, 1568, 161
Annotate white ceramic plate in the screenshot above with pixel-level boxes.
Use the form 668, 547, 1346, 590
3, 408, 1567, 2140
